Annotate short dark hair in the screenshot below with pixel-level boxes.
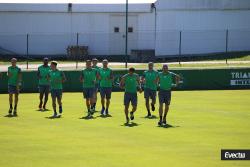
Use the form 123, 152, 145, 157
129, 67, 135, 72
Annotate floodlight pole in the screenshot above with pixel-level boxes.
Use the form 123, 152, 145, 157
225, 29, 229, 65
26, 34, 29, 69
125, 0, 128, 68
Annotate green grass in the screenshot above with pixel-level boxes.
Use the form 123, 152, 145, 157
0, 90, 250, 167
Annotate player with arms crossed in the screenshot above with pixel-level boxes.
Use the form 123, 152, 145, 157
48, 61, 66, 118
156, 64, 180, 126
80, 60, 98, 118
37, 58, 50, 111
120, 68, 142, 124
141, 62, 159, 117
98, 59, 113, 116
7, 58, 22, 116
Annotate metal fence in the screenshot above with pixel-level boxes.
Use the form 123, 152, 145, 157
0, 29, 250, 68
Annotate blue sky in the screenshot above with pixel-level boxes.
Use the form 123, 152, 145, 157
0, 0, 156, 3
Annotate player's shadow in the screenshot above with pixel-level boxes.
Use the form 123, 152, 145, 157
122, 122, 140, 127
158, 124, 180, 129
142, 115, 158, 119
97, 114, 112, 119
79, 116, 96, 120
45, 115, 62, 119
36, 109, 50, 112
4, 114, 18, 118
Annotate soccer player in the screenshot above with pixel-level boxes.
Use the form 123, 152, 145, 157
120, 67, 142, 124
37, 58, 50, 111
80, 60, 98, 118
156, 64, 180, 126
141, 62, 159, 117
98, 59, 113, 116
7, 58, 22, 116
47, 61, 66, 118
91, 58, 100, 111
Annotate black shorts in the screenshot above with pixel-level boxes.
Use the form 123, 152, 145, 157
159, 89, 171, 105
39, 85, 50, 94
100, 87, 112, 99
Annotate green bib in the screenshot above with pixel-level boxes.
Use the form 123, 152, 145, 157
8, 66, 21, 86
159, 72, 174, 90
38, 65, 50, 85
124, 73, 138, 93
143, 70, 159, 91
92, 66, 100, 84
99, 68, 113, 88
49, 70, 63, 90
82, 68, 96, 88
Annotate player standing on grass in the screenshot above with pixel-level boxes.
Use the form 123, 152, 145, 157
98, 59, 113, 116
37, 58, 50, 111
141, 62, 159, 117
91, 58, 100, 111
156, 64, 180, 126
80, 60, 98, 118
7, 58, 22, 116
48, 61, 66, 118
120, 67, 142, 124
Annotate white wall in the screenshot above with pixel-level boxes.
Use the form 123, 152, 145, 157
0, 2, 250, 57
155, 10, 250, 56
0, 12, 111, 56
0, 10, 155, 56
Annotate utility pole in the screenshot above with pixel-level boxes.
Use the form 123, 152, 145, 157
125, 0, 128, 68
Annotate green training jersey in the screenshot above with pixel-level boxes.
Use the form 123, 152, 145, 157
99, 68, 113, 88
123, 73, 139, 93
82, 68, 97, 88
158, 72, 175, 90
143, 70, 159, 91
38, 65, 50, 85
92, 65, 100, 71
49, 69, 64, 90
8, 66, 21, 86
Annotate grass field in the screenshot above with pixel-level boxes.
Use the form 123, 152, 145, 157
0, 90, 250, 167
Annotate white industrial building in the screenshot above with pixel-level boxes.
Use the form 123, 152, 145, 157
0, 0, 250, 58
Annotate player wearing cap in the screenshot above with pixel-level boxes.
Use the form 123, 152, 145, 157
47, 61, 66, 118
98, 59, 113, 116
120, 67, 142, 124
141, 62, 159, 117
7, 58, 22, 116
156, 64, 180, 126
37, 58, 51, 111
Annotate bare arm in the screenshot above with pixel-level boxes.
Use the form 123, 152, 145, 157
80, 72, 84, 83
119, 76, 125, 89
109, 70, 114, 81
61, 72, 66, 83
175, 74, 181, 85
137, 76, 143, 93
96, 71, 100, 81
